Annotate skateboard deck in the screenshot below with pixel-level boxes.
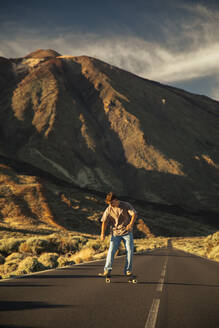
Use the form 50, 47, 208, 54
103, 274, 138, 284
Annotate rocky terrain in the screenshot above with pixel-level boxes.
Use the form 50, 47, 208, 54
0, 49, 218, 215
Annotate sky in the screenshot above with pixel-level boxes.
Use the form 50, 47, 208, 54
1, 0, 219, 100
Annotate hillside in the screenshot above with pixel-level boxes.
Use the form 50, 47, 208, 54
0, 48, 219, 237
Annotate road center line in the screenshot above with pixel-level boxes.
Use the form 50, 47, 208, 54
145, 298, 160, 328
144, 256, 168, 328
156, 277, 165, 292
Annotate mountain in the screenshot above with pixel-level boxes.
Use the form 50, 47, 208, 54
0, 48, 219, 218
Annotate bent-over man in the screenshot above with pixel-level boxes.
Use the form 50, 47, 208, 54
99, 192, 137, 276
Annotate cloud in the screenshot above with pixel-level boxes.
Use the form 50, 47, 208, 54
145, 43, 219, 83
2, 28, 219, 84
1, 3, 219, 100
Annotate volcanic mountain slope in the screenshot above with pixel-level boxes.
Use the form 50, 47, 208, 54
0, 158, 216, 238
0, 49, 219, 215
0, 158, 105, 235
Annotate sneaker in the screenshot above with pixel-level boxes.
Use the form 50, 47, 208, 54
126, 271, 132, 276
98, 270, 110, 277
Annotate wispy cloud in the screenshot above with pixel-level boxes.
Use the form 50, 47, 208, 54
1, 4, 219, 100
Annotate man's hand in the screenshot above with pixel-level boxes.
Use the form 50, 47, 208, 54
126, 213, 137, 232
125, 223, 133, 232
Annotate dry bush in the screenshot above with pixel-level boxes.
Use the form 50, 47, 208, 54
18, 234, 88, 257
172, 238, 205, 255
47, 234, 87, 254
0, 238, 25, 255
57, 236, 80, 254
57, 255, 75, 267
72, 247, 96, 264
73, 257, 83, 264
38, 253, 59, 269
205, 231, 219, 250
5, 252, 26, 262
17, 256, 46, 275
19, 238, 51, 255
19, 242, 32, 254
92, 251, 108, 260
208, 246, 219, 261
2, 252, 27, 275
85, 237, 109, 253
204, 231, 219, 261
134, 237, 167, 253
172, 232, 219, 262
19, 236, 61, 255
3, 260, 19, 274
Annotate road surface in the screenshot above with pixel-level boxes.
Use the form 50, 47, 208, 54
0, 247, 219, 328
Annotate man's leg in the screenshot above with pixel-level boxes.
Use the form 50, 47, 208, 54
104, 234, 121, 272
122, 232, 134, 274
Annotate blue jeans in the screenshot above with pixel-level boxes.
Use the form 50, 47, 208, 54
104, 232, 134, 274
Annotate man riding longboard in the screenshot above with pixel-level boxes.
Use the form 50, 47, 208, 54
99, 192, 137, 283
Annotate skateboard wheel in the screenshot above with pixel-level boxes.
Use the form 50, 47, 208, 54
105, 278, 111, 283
132, 279, 137, 284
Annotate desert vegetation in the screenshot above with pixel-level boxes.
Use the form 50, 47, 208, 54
0, 226, 218, 279
172, 231, 219, 261
0, 231, 170, 279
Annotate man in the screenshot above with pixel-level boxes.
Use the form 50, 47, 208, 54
99, 192, 137, 276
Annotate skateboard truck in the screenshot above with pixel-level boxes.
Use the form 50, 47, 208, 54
128, 276, 137, 284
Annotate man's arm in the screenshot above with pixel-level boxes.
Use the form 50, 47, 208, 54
100, 220, 108, 241
126, 212, 137, 231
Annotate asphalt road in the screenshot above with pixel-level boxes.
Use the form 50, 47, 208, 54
0, 247, 219, 328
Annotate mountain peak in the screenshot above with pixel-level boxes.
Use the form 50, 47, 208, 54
25, 49, 61, 59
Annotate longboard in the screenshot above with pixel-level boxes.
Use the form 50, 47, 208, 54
103, 274, 138, 284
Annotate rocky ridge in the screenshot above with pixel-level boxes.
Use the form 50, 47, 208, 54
0, 49, 219, 219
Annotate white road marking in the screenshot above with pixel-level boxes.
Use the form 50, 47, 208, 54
156, 277, 165, 292
145, 256, 168, 328
160, 269, 166, 278
145, 298, 160, 328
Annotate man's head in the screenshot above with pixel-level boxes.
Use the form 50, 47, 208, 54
105, 192, 120, 207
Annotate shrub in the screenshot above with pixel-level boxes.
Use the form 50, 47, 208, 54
17, 234, 88, 257
17, 256, 46, 275
57, 235, 88, 254
86, 239, 105, 252
204, 231, 219, 254
212, 231, 219, 245
19, 242, 32, 254
57, 256, 75, 267
93, 251, 108, 260
4, 260, 20, 274
38, 253, 59, 269
19, 237, 58, 255
208, 245, 219, 261
5, 252, 26, 262
0, 238, 24, 255
72, 247, 95, 264
57, 237, 80, 254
